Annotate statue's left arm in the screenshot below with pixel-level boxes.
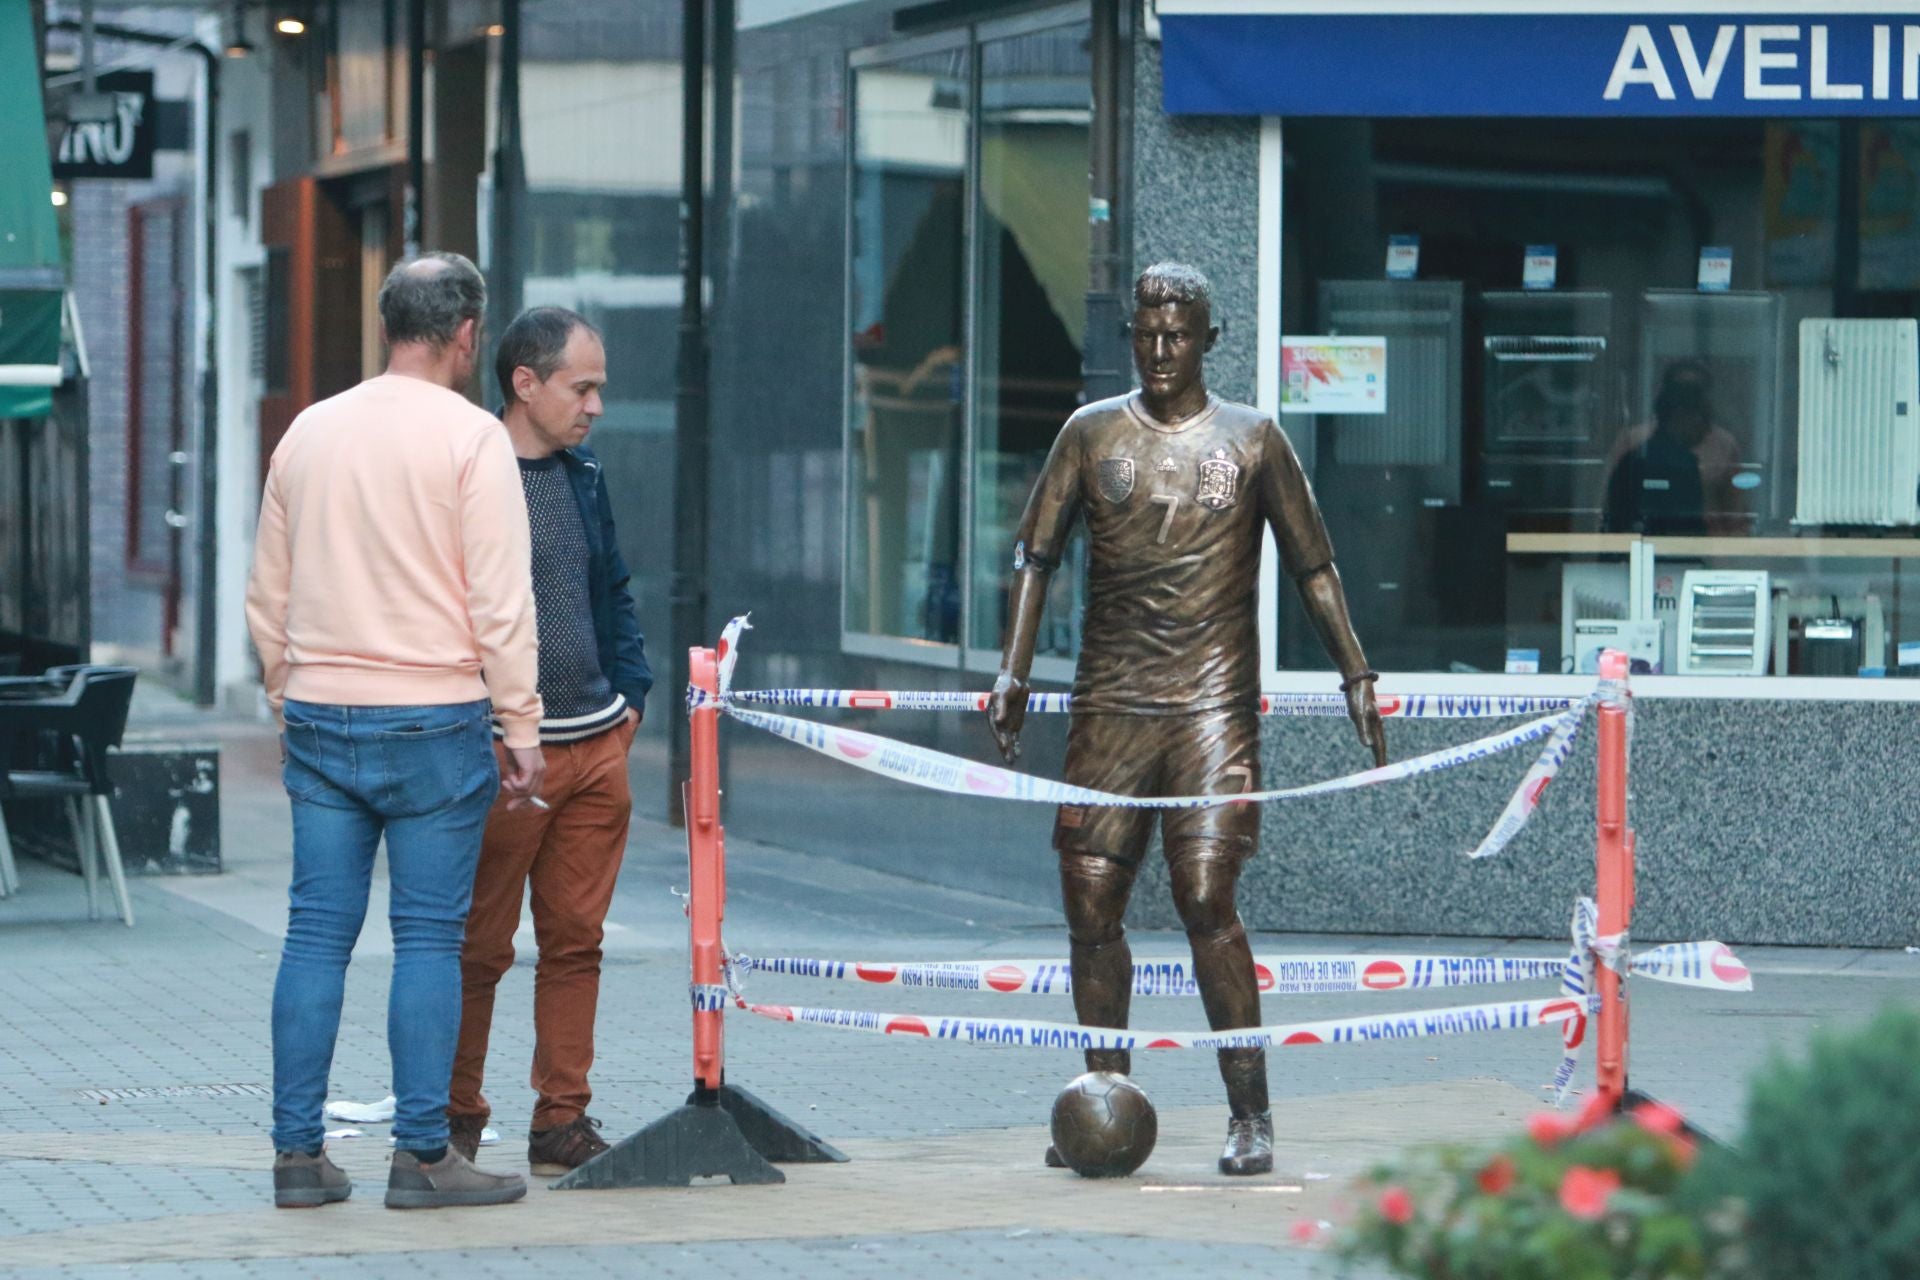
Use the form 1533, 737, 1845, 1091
989, 420, 1084, 763
1259, 422, 1387, 768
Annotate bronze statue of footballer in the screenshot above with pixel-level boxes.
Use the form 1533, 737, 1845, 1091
988, 262, 1386, 1176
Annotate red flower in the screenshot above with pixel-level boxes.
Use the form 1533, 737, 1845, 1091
1558, 1165, 1621, 1220
1528, 1111, 1577, 1146
1289, 1219, 1321, 1244
1477, 1153, 1516, 1195
1668, 1132, 1699, 1169
1378, 1185, 1415, 1225
1632, 1101, 1686, 1136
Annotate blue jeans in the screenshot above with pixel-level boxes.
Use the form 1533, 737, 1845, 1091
270, 699, 499, 1153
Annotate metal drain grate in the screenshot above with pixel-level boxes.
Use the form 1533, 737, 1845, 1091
78, 1083, 271, 1102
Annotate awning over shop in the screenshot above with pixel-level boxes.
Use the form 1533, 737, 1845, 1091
1160, 2, 1920, 118
0, 0, 65, 419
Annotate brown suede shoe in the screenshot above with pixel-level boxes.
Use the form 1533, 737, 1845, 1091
527, 1114, 610, 1175
385, 1148, 526, 1209
273, 1149, 351, 1208
448, 1112, 486, 1164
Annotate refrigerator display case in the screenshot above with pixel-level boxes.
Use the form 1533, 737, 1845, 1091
1315, 279, 1465, 507
1479, 290, 1616, 514
1638, 289, 1783, 528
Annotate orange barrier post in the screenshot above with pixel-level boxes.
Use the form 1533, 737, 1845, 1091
688, 646, 726, 1095
1593, 649, 1632, 1112
551, 643, 845, 1189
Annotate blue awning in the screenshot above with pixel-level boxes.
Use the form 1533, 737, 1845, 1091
1160, 2, 1920, 118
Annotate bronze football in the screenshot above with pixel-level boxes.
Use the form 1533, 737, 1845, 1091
1050, 1071, 1158, 1178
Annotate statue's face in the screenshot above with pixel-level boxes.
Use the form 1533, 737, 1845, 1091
1131, 300, 1215, 404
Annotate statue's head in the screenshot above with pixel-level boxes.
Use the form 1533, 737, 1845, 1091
1131, 262, 1218, 410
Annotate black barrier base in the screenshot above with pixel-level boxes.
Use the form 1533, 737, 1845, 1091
1620, 1085, 1723, 1148
707, 1083, 849, 1164
549, 1098, 784, 1189
549, 1083, 848, 1190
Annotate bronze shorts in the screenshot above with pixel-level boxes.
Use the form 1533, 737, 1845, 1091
1051, 708, 1261, 862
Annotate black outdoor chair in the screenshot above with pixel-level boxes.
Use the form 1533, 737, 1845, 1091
0, 666, 139, 924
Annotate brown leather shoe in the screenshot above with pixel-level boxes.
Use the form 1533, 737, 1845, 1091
527, 1114, 610, 1175
448, 1112, 486, 1164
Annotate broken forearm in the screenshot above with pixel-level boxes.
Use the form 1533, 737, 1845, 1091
999, 562, 1054, 683
1294, 563, 1373, 683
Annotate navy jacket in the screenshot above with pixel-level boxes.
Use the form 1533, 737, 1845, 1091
553, 444, 654, 714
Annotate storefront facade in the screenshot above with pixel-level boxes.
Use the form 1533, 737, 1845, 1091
711, 0, 1920, 946
205, 0, 1916, 945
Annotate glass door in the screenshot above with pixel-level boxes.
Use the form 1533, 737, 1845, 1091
967, 16, 1091, 661
845, 40, 970, 648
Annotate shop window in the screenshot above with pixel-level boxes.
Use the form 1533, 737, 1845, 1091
968, 22, 1091, 660
1280, 117, 1920, 680
845, 11, 1091, 665
846, 43, 969, 647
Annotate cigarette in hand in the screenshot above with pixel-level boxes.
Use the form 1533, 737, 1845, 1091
528, 796, 551, 810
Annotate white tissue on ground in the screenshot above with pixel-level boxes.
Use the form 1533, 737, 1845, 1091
324, 1095, 397, 1123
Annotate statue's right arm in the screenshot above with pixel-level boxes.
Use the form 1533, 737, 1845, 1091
990, 421, 1083, 762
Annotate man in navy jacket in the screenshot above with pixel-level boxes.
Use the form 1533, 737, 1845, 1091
449, 307, 653, 1175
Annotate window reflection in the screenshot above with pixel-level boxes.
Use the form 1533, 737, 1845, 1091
846, 48, 969, 644
969, 22, 1091, 658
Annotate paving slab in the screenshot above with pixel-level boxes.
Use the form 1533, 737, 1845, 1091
1, 710, 1915, 1279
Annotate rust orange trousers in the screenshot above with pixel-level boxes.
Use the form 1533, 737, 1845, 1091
449, 716, 635, 1129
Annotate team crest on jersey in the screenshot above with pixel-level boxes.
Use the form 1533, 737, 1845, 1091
1096, 457, 1135, 503
1196, 449, 1240, 510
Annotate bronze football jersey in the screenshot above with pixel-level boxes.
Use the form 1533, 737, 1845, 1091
1015, 391, 1334, 715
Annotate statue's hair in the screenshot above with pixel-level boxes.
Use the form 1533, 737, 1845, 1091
1134, 262, 1212, 317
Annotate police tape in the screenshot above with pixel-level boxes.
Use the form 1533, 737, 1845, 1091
1466, 694, 1596, 861
701, 614, 1603, 859
730, 942, 1752, 999
1552, 900, 1600, 1103
717, 700, 1577, 810
705, 688, 1582, 720
699, 615, 1580, 720
1621, 938, 1752, 991
733, 992, 1587, 1052
732, 952, 1569, 997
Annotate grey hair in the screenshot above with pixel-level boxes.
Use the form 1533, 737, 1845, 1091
377, 252, 487, 349
1134, 262, 1213, 321
494, 306, 600, 404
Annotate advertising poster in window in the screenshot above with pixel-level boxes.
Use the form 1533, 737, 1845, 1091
1763, 122, 1836, 287
1279, 336, 1387, 414
1859, 122, 1920, 293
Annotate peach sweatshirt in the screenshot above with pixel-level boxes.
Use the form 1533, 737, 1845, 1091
244, 374, 544, 748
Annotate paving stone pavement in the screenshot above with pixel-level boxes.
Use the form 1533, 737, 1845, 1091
1, 713, 1915, 1278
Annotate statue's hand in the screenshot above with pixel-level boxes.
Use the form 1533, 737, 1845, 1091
1345, 678, 1387, 769
988, 672, 1030, 763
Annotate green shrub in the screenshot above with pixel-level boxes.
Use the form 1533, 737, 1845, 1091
1724, 1004, 1920, 1280
1340, 1100, 1741, 1280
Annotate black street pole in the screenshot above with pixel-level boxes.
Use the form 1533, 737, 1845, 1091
1081, 0, 1130, 406
405, 0, 425, 256
668, 0, 711, 826
489, 0, 525, 334
709, 0, 733, 310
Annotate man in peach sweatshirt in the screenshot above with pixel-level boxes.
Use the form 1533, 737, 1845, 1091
246, 253, 544, 1211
